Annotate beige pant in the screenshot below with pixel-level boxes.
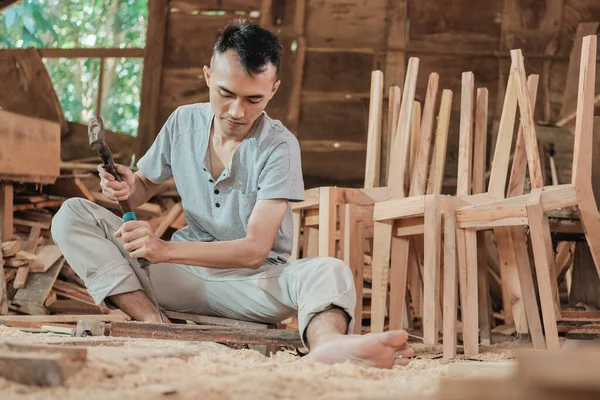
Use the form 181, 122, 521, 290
51, 198, 356, 345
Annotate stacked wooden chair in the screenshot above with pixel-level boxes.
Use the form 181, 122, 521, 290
451, 35, 600, 353
291, 62, 447, 333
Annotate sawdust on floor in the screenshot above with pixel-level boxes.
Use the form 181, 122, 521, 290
0, 326, 517, 400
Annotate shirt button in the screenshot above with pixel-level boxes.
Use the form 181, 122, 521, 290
214, 189, 220, 194
215, 203, 221, 208
209, 179, 214, 183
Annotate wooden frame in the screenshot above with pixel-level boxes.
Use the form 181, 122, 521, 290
453, 35, 600, 351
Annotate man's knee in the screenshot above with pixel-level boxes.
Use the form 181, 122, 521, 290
51, 197, 90, 244
307, 257, 355, 289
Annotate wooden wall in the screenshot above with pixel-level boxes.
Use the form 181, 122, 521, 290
137, 0, 600, 189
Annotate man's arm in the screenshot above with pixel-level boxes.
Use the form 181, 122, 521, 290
99, 165, 167, 209
161, 198, 288, 269
128, 171, 167, 208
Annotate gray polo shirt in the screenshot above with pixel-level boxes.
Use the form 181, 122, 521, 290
137, 103, 305, 264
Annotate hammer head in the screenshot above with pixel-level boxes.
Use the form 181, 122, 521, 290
88, 116, 106, 152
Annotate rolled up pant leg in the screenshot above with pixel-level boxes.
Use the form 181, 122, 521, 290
200, 256, 356, 347
50, 198, 210, 314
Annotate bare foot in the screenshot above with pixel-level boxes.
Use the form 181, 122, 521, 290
304, 330, 414, 369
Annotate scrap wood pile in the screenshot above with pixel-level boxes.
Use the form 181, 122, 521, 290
0, 159, 185, 328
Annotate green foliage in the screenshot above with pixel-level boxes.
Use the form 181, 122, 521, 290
0, 0, 147, 136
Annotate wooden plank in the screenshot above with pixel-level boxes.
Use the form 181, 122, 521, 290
410, 73, 439, 196
290, 211, 301, 262
364, 70, 384, 189
443, 212, 458, 360
370, 220, 393, 332
426, 89, 453, 195
135, 0, 169, 157
388, 236, 410, 331
422, 195, 441, 344
0, 111, 60, 183
382, 86, 401, 186
0, 49, 67, 134
473, 88, 488, 194
14, 226, 41, 289
287, 35, 306, 133
457, 72, 474, 196
511, 50, 544, 189
572, 35, 597, 188
527, 191, 561, 350
318, 187, 336, 257
388, 57, 419, 198
164, 311, 273, 330
339, 204, 364, 333
46, 299, 106, 315
11, 258, 65, 315
30, 245, 63, 273
110, 321, 303, 347
0, 313, 129, 325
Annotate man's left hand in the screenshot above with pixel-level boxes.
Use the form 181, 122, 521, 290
115, 220, 167, 264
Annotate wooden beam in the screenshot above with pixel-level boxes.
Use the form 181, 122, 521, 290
164, 311, 273, 329
35, 48, 145, 58
286, 0, 306, 133
11, 258, 65, 315
388, 57, 418, 198
364, 70, 384, 189
134, 0, 169, 158
110, 321, 302, 347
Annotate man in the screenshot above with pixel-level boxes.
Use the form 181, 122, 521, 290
52, 19, 413, 369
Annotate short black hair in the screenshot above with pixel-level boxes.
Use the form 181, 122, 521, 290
213, 19, 283, 76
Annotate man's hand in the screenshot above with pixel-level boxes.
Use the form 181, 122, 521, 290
115, 220, 167, 264
98, 163, 136, 201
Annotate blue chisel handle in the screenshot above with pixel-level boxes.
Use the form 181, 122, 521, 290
123, 211, 151, 268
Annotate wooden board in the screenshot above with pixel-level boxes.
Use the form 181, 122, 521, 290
0, 111, 60, 184
11, 258, 65, 315
164, 311, 274, 329
30, 245, 63, 274
110, 321, 303, 347
0, 49, 67, 133
48, 176, 94, 202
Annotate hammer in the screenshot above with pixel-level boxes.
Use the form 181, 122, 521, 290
88, 116, 164, 323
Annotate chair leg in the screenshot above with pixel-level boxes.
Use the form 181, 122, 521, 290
389, 236, 411, 331
511, 226, 546, 349
318, 187, 337, 257
423, 195, 442, 344
463, 228, 479, 356
443, 212, 458, 360
526, 201, 561, 350
494, 227, 527, 333
340, 204, 365, 334
477, 230, 491, 346
371, 220, 393, 333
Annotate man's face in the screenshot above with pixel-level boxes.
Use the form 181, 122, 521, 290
203, 49, 280, 139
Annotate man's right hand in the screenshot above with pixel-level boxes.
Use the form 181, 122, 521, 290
98, 164, 136, 201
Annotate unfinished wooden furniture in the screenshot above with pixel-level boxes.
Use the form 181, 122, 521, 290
453, 35, 600, 351
290, 69, 405, 333
442, 63, 546, 358
369, 63, 453, 342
